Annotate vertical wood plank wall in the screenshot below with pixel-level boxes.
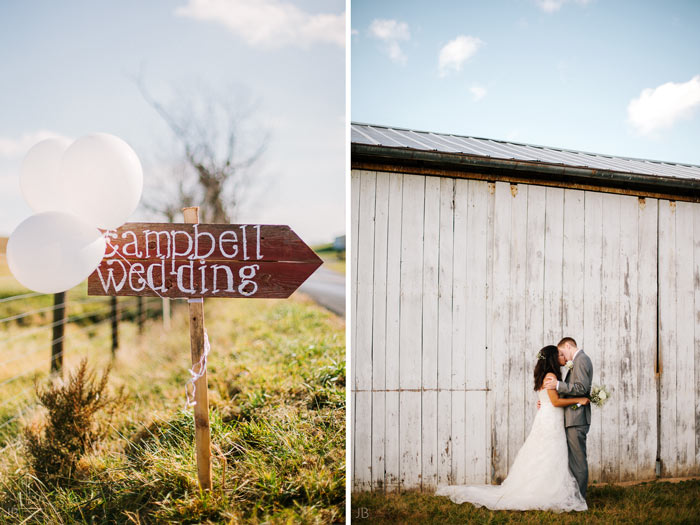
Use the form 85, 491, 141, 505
658, 200, 698, 478
352, 169, 700, 491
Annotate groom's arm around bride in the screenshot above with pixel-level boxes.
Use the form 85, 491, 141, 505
549, 357, 593, 398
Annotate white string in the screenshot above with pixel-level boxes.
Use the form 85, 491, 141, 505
185, 328, 210, 408
0, 292, 45, 304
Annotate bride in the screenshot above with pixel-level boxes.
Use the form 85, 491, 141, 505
436, 345, 589, 512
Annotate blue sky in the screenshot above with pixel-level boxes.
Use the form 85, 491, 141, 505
0, 0, 345, 244
351, 0, 700, 166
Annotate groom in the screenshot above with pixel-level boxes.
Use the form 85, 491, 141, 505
544, 337, 593, 499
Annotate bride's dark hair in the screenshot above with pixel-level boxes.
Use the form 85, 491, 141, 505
533, 345, 562, 391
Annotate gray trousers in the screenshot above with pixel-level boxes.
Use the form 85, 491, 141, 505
565, 424, 590, 499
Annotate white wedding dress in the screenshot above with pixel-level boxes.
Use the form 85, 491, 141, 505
435, 389, 587, 512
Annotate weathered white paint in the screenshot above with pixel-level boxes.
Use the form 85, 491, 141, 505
619, 195, 638, 481
422, 176, 441, 489
352, 170, 699, 491
372, 172, 390, 490
385, 172, 403, 490
600, 193, 621, 481
675, 201, 695, 478
354, 171, 374, 489
437, 178, 455, 486
399, 174, 424, 489
583, 191, 603, 480
659, 199, 677, 477
659, 199, 698, 478
694, 204, 700, 473
490, 181, 511, 482
637, 197, 658, 480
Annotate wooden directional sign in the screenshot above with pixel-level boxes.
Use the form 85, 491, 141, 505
87, 213, 324, 492
87, 222, 322, 298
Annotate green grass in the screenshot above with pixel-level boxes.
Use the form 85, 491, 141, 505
352, 480, 700, 524
0, 294, 345, 524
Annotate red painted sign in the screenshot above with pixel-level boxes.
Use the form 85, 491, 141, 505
87, 223, 322, 298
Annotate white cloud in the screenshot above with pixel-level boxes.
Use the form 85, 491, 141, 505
535, 0, 592, 13
369, 19, 410, 64
438, 35, 483, 77
0, 131, 72, 159
628, 75, 700, 135
536, 0, 566, 12
470, 85, 487, 101
175, 0, 345, 48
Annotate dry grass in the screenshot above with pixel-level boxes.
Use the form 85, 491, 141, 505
0, 237, 23, 294
23, 359, 123, 482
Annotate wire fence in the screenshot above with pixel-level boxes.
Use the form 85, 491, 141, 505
0, 291, 171, 450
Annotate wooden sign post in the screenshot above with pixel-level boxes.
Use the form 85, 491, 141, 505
88, 209, 322, 490
183, 206, 212, 491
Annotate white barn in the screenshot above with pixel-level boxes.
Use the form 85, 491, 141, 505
350, 123, 700, 491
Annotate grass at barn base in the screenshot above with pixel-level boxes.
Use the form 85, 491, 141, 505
0, 293, 345, 524
352, 479, 700, 524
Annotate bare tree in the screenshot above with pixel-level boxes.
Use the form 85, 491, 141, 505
137, 80, 269, 223
141, 158, 197, 223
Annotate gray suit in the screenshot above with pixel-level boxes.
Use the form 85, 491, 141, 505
556, 350, 593, 499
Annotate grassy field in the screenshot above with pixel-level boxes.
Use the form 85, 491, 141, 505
0, 237, 23, 295
0, 291, 345, 523
312, 244, 345, 275
352, 480, 700, 524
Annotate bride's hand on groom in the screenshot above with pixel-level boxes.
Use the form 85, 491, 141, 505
579, 398, 590, 405
543, 377, 557, 390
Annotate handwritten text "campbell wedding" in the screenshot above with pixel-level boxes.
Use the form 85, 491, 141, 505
95, 224, 264, 297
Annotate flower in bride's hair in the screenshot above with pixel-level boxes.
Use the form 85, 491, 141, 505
565, 360, 574, 370
536, 351, 545, 360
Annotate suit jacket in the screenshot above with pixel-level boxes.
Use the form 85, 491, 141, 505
556, 350, 593, 427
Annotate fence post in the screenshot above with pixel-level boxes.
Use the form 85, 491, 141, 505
111, 296, 119, 355
137, 296, 144, 334
50, 292, 66, 374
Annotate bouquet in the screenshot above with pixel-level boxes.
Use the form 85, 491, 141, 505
589, 385, 610, 407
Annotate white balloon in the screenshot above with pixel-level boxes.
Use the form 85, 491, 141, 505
7, 212, 106, 294
61, 133, 143, 230
19, 138, 73, 212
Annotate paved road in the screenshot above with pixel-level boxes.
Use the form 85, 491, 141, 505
298, 266, 345, 317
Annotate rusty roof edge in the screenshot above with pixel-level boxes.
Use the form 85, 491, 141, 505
351, 143, 700, 196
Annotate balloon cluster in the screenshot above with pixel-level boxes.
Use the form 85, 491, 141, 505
7, 134, 143, 293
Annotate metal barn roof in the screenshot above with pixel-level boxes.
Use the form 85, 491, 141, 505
352, 123, 700, 182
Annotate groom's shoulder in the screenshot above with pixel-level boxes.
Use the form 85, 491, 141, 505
579, 351, 593, 367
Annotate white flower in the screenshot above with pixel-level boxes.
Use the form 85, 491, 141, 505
565, 360, 574, 370
598, 390, 607, 400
